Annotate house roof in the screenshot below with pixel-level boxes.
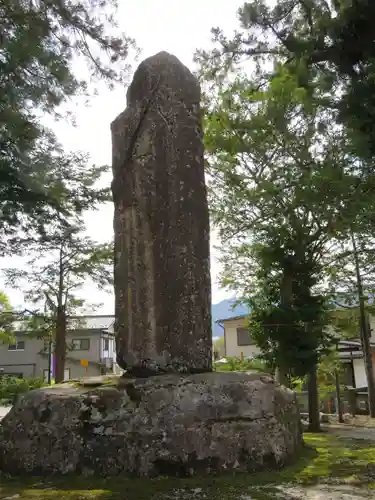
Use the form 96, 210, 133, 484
216, 314, 249, 323
339, 352, 364, 360
68, 315, 114, 331
14, 314, 115, 334
337, 338, 375, 355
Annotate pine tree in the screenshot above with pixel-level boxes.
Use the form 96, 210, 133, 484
196, 0, 375, 159
198, 32, 375, 425
4, 223, 113, 382
0, 0, 134, 251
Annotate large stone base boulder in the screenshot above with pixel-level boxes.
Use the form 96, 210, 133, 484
0, 372, 302, 476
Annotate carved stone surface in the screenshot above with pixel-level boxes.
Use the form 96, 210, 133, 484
111, 51, 212, 375
0, 373, 303, 476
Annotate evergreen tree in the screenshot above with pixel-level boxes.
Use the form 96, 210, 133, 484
0, 0, 133, 251
4, 223, 113, 382
198, 29, 375, 424
196, 0, 375, 159
197, 1, 375, 420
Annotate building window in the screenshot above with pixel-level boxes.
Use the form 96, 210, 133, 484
237, 328, 253, 346
103, 338, 109, 351
8, 340, 25, 351
71, 338, 90, 351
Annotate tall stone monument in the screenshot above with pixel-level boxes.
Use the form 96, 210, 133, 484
0, 52, 303, 477
111, 51, 212, 375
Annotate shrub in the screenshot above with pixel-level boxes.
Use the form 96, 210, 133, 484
214, 356, 273, 374
0, 376, 46, 405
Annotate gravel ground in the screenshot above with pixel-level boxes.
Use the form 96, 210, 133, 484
322, 424, 375, 442
268, 484, 373, 499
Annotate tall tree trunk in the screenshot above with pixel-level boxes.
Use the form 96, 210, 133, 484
307, 363, 321, 432
275, 367, 289, 387
335, 369, 344, 423
351, 232, 375, 418
277, 267, 293, 387
55, 306, 66, 383
55, 243, 66, 384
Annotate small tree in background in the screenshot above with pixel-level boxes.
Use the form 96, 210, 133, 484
0, 291, 15, 344
4, 223, 113, 382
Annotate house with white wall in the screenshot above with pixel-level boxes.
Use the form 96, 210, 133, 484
0, 315, 120, 380
338, 338, 375, 389
216, 314, 260, 359
218, 313, 375, 390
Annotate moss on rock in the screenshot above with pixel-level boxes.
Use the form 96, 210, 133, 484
0, 372, 302, 477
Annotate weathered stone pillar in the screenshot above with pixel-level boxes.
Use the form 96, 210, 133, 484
111, 51, 212, 375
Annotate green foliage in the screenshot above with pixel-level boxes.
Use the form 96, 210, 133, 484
200, 69, 340, 377
246, 237, 334, 377
197, 1, 375, 384
214, 356, 273, 374
291, 377, 305, 393
197, 0, 375, 159
5, 222, 113, 317
0, 376, 46, 405
0, 0, 134, 253
327, 234, 375, 317
4, 222, 113, 380
0, 291, 16, 344
316, 349, 343, 399
329, 308, 361, 339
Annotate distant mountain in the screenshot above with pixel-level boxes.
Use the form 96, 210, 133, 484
212, 298, 249, 338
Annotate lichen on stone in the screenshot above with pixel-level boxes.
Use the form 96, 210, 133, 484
0, 372, 302, 477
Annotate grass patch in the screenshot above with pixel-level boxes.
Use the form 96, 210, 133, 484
1, 432, 375, 500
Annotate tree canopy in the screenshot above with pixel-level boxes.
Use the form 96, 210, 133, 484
1, 0, 133, 252
197, 0, 375, 159
196, 0, 375, 425
0, 291, 15, 344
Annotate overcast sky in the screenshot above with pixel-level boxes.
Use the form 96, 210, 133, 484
0, 0, 245, 313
